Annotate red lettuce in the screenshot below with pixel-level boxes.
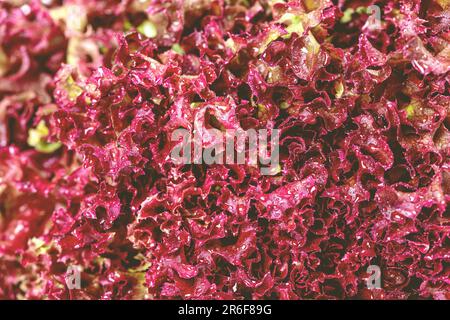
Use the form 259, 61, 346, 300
0, 0, 449, 300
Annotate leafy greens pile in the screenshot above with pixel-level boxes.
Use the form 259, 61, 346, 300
0, 0, 449, 299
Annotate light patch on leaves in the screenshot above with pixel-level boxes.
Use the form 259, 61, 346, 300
27, 121, 62, 153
